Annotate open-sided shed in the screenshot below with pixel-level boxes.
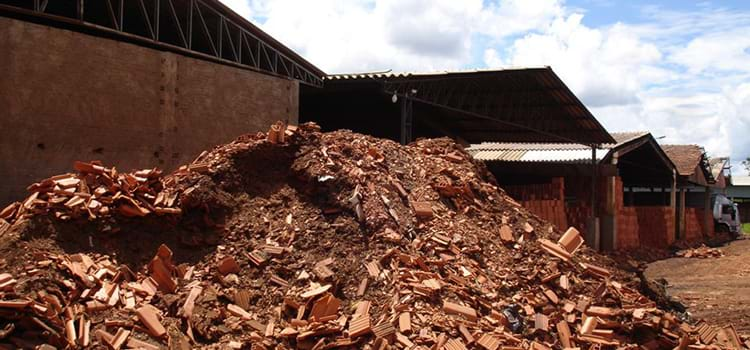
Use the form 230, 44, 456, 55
661, 145, 716, 241
301, 67, 614, 145
467, 132, 678, 250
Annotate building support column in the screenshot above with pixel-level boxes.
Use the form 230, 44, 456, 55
400, 95, 413, 145
704, 186, 712, 237
601, 153, 618, 251
679, 188, 686, 240
587, 145, 600, 250
669, 169, 681, 240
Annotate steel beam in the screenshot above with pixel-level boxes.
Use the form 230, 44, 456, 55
0, 0, 323, 86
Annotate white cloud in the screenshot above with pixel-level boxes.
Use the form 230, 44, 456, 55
218, 0, 750, 167
231, 0, 563, 73
668, 27, 750, 74
507, 14, 662, 107
220, 0, 253, 19
497, 6, 750, 163
483, 48, 505, 68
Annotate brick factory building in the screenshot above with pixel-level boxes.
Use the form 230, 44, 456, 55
467, 132, 681, 251
661, 145, 717, 241
0, 0, 325, 205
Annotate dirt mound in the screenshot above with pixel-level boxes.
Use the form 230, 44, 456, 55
0, 123, 745, 349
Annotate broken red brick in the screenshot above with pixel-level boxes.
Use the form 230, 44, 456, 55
499, 225, 514, 242
412, 201, 433, 219
443, 301, 477, 321
136, 305, 166, 338
558, 227, 584, 254
217, 256, 240, 275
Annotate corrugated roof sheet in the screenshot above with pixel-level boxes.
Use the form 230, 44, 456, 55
317, 67, 615, 144
468, 148, 607, 163
325, 67, 550, 80
610, 131, 650, 145
466, 131, 646, 163
731, 176, 750, 186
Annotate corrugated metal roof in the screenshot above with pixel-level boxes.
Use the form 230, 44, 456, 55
314, 67, 615, 144
325, 67, 551, 80
467, 148, 608, 163
465, 131, 646, 163
731, 176, 750, 186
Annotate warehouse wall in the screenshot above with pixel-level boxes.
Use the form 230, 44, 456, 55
0, 17, 299, 205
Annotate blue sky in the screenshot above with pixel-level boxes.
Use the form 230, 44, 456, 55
567, 1, 750, 26
221, 0, 750, 171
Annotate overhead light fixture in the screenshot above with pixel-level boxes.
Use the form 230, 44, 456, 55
391, 93, 398, 103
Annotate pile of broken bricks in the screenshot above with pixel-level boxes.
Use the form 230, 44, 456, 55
0, 122, 747, 349
0, 247, 173, 349
2, 225, 746, 349
0, 161, 186, 234
675, 245, 725, 259
0, 122, 305, 239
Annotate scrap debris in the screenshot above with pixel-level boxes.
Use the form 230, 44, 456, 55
0, 122, 746, 349
676, 244, 725, 259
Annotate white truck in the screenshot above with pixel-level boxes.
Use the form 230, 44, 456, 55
713, 194, 741, 236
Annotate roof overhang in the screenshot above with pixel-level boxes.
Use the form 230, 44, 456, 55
467, 132, 676, 187
322, 67, 614, 145
604, 133, 676, 171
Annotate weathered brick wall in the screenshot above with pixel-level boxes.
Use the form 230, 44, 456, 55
0, 17, 299, 205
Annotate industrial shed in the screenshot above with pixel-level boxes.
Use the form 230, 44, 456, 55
300, 68, 614, 145
0, 0, 324, 204
467, 132, 678, 251
661, 145, 717, 241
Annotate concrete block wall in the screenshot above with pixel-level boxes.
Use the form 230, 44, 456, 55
0, 17, 299, 205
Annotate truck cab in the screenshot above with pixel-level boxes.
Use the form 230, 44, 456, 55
713, 194, 741, 236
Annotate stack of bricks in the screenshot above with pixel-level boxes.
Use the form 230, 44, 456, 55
683, 208, 705, 242
505, 178, 568, 229
634, 207, 676, 249
616, 207, 639, 250
565, 204, 590, 235
695, 208, 715, 237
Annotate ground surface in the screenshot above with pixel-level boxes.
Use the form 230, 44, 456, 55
646, 237, 750, 334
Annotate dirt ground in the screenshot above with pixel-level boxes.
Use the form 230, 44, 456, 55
646, 237, 750, 334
